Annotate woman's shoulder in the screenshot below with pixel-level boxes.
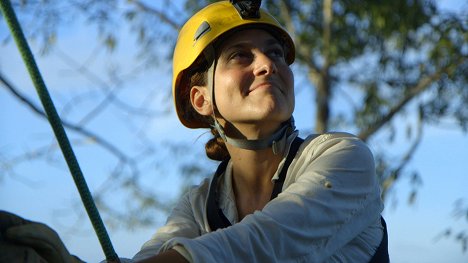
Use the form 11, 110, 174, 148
294, 131, 375, 172
300, 132, 370, 154
303, 131, 362, 145
183, 177, 211, 203
284, 131, 378, 193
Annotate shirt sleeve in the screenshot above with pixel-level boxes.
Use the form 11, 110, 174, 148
132, 180, 209, 262
159, 134, 384, 263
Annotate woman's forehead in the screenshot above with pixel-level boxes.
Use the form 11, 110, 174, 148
217, 28, 281, 51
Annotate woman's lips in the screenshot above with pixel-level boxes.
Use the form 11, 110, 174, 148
250, 81, 275, 92
249, 80, 284, 95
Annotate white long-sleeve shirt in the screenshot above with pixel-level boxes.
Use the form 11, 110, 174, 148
132, 132, 384, 263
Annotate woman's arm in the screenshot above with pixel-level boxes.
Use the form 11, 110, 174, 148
133, 179, 210, 262
136, 249, 188, 263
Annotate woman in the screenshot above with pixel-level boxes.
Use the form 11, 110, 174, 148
132, 1, 387, 262
0, 1, 388, 262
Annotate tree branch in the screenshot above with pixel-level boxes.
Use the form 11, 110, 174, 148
131, 0, 181, 31
381, 108, 424, 200
0, 71, 135, 166
358, 59, 463, 141
53, 47, 161, 123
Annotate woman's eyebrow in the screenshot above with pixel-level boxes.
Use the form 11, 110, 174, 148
222, 37, 281, 52
222, 40, 255, 52
265, 38, 282, 46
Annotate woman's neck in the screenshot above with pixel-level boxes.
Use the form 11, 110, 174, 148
226, 144, 283, 218
220, 119, 283, 140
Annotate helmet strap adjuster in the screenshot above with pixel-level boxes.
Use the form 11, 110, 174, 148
230, 0, 262, 19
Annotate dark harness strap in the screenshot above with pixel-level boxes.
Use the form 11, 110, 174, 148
368, 217, 390, 263
206, 136, 389, 262
270, 137, 305, 199
206, 159, 232, 230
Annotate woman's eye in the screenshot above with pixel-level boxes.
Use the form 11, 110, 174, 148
230, 51, 251, 60
269, 48, 285, 59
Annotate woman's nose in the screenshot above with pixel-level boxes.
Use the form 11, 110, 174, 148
253, 52, 278, 76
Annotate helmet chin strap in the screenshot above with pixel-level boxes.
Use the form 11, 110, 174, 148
203, 45, 296, 155
212, 117, 296, 154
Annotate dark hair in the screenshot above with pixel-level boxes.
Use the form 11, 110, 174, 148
188, 62, 230, 161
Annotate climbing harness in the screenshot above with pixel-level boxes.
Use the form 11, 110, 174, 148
0, 0, 119, 261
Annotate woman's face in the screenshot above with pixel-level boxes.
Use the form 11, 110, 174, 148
213, 28, 294, 138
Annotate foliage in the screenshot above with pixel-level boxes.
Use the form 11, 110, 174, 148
260, 0, 467, 196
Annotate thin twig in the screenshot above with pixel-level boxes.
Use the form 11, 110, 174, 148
0, 71, 134, 165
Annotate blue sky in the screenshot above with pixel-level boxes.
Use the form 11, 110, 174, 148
1, 1, 467, 262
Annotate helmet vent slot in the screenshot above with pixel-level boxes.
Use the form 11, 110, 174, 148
194, 21, 211, 42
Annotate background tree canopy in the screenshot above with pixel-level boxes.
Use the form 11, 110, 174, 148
1, 0, 467, 261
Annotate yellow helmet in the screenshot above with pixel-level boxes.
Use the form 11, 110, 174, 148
172, 0, 295, 128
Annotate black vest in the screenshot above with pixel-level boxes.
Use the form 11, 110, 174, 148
206, 137, 389, 262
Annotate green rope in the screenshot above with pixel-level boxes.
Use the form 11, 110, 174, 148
0, 0, 119, 261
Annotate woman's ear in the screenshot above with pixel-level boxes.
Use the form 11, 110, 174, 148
190, 85, 213, 116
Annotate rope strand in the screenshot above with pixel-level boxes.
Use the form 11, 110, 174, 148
0, 0, 119, 261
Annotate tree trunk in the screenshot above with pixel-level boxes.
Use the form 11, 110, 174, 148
315, 72, 330, 133
315, 0, 333, 133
